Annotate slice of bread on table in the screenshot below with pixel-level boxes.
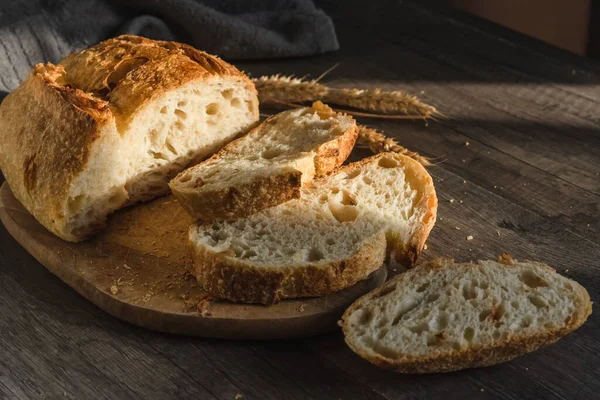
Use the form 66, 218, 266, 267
188, 152, 438, 304
342, 255, 592, 373
169, 101, 357, 220
0, 35, 259, 241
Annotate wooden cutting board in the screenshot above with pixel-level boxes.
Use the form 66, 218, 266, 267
0, 183, 386, 339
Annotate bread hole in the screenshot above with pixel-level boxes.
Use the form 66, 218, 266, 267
377, 329, 389, 340
174, 109, 188, 120
544, 322, 556, 329
160, 106, 168, 114
416, 283, 430, 293
426, 335, 439, 347
242, 250, 257, 259
362, 175, 373, 184
409, 322, 429, 334
492, 330, 501, 340
221, 89, 234, 100
325, 238, 335, 245
339, 190, 357, 206
451, 342, 461, 350
521, 316, 533, 328
165, 141, 178, 155
511, 301, 520, 310
420, 310, 430, 318
307, 248, 324, 262
148, 150, 168, 160
67, 194, 86, 214
261, 148, 283, 159
246, 100, 255, 113
376, 285, 396, 298
377, 318, 389, 328
469, 299, 479, 307
564, 283, 573, 290
378, 157, 399, 169
462, 284, 477, 300
329, 205, 358, 223
528, 295, 547, 309
479, 281, 489, 290
463, 327, 475, 343
479, 309, 491, 322
432, 312, 449, 330
496, 303, 507, 320
520, 270, 548, 288
231, 98, 242, 108
175, 121, 184, 130
357, 309, 373, 325
438, 302, 449, 311
425, 293, 439, 304
108, 190, 127, 207
177, 100, 187, 107
206, 103, 220, 115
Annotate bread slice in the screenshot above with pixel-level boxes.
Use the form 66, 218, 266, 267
342, 255, 592, 373
188, 152, 437, 304
170, 102, 357, 220
0, 35, 259, 241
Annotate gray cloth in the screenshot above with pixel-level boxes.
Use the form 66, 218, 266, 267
0, 0, 338, 97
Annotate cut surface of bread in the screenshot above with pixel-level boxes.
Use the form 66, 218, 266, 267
0, 35, 258, 241
189, 152, 437, 304
170, 101, 357, 220
342, 256, 592, 373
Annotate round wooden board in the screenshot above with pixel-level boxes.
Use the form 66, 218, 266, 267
0, 183, 386, 339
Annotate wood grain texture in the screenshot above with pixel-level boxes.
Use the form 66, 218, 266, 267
1, 0, 600, 398
0, 183, 386, 340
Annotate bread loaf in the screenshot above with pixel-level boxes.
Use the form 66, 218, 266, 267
169, 101, 357, 220
342, 256, 592, 373
188, 152, 437, 304
0, 35, 259, 241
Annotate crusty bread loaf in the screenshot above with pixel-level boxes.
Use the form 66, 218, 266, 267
169, 101, 357, 220
0, 35, 259, 241
342, 255, 592, 373
189, 152, 437, 304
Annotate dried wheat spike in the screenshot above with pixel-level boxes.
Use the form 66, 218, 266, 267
253, 75, 437, 118
357, 125, 431, 166
325, 88, 437, 117
253, 75, 327, 104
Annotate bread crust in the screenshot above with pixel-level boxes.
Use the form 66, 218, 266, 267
190, 230, 387, 304
0, 35, 255, 241
342, 259, 592, 373
170, 108, 358, 221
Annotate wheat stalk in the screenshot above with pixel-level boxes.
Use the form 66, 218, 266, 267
357, 125, 431, 166
253, 74, 437, 118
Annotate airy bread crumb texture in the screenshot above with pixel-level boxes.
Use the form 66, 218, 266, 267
188, 152, 437, 303
170, 101, 357, 220
343, 258, 592, 373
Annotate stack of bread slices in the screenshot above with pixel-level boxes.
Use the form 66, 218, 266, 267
0, 36, 590, 373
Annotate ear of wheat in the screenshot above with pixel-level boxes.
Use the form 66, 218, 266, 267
253, 74, 438, 118
356, 125, 431, 166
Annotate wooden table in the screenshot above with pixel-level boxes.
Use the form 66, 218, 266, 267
1, 0, 599, 398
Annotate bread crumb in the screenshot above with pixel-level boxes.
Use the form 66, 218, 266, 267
496, 230, 500, 236
337, 319, 343, 327
465, 141, 470, 146
449, 199, 454, 203
565, 269, 569, 273
423, 244, 428, 250
235, 394, 243, 400
123, 263, 130, 270
494, 185, 497, 189
455, 226, 461, 230
298, 304, 305, 312
480, 389, 485, 392
466, 235, 474, 241
459, 200, 463, 204
463, 180, 466, 184
110, 285, 119, 295
461, 159, 466, 162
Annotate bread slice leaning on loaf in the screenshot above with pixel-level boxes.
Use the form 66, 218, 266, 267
170, 101, 357, 220
0, 35, 259, 241
342, 255, 592, 373
189, 152, 437, 304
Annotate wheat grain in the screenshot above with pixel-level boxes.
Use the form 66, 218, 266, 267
252, 75, 437, 118
357, 125, 431, 166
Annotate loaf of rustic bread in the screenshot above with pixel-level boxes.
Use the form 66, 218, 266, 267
169, 101, 357, 220
0, 35, 259, 241
342, 255, 592, 373
188, 152, 437, 304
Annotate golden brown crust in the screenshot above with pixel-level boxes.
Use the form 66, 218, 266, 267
190, 231, 387, 304
0, 35, 254, 241
342, 258, 592, 373
173, 168, 303, 221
